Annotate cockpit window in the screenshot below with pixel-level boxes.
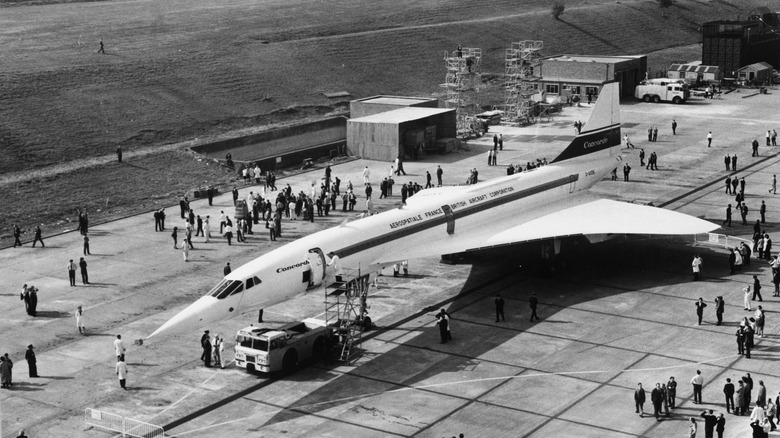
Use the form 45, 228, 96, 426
246, 276, 262, 290
209, 279, 244, 299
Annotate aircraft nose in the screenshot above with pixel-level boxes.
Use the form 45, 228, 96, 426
147, 295, 226, 339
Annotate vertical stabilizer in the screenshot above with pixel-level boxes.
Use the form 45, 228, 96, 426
551, 81, 621, 163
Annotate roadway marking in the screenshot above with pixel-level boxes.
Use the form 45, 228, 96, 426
171, 353, 736, 436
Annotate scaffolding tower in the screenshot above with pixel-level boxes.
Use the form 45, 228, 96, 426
324, 267, 370, 364
504, 41, 543, 125
440, 47, 482, 136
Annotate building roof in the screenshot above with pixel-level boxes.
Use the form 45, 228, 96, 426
544, 54, 645, 64
348, 107, 455, 124
737, 62, 774, 72
668, 64, 720, 74
539, 77, 606, 85
354, 96, 437, 106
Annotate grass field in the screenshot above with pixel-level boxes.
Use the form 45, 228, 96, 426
0, 0, 764, 244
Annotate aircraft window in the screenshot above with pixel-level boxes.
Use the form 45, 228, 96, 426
208, 279, 231, 298
246, 276, 262, 290
211, 280, 243, 299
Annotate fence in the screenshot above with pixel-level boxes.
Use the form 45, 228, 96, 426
693, 233, 752, 250
85, 408, 164, 437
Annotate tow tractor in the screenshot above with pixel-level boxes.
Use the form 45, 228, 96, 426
234, 318, 332, 373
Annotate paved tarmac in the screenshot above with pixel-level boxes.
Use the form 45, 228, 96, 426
3, 87, 780, 437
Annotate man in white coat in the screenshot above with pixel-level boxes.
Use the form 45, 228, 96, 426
115, 359, 127, 390
362, 166, 370, 185
76, 306, 86, 335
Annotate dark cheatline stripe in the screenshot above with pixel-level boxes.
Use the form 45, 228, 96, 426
337, 174, 577, 258
551, 124, 621, 163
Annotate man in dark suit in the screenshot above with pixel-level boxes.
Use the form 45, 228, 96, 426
695, 297, 707, 325
715, 413, 726, 438
529, 292, 539, 322
201, 330, 212, 367
223, 262, 231, 276
700, 410, 717, 438
651, 383, 663, 420
724, 378, 735, 413
715, 296, 725, 325
634, 383, 646, 416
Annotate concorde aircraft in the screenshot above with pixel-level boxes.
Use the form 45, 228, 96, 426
148, 81, 718, 339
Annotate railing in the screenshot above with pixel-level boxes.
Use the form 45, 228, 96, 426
85, 408, 165, 437
693, 233, 752, 249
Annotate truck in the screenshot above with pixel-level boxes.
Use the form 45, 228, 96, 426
634, 79, 690, 104
234, 318, 332, 373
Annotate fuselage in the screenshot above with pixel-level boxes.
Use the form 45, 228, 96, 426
148, 153, 620, 339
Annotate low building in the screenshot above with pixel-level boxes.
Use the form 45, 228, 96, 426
735, 62, 773, 84
347, 107, 456, 162
349, 96, 439, 119
667, 62, 721, 83
537, 54, 647, 100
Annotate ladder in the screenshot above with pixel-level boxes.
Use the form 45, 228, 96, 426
324, 267, 370, 364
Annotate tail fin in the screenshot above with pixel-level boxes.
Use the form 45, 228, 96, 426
551, 81, 621, 163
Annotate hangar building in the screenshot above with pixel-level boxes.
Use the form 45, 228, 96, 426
702, 17, 780, 78
347, 107, 456, 162
537, 55, 647, 100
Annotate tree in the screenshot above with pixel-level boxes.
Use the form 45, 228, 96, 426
551, 3, 565, 20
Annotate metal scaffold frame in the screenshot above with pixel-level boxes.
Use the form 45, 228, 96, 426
440, 47, 482, 137
324, 267, 370, 364
504, 40, 543, 125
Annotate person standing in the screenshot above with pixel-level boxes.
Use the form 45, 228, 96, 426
752, 139, 760, 157
753, 275, 763, 301
715, 413, 725, 438
76, 306, 86, 335
695, 297, 707, 325
181, 239, 189, 262
724, 205, 732, 227
171, 226, 178, 249
623, 163, 631, 181
715, 296, 725, 326
737, 380, 747, 415
672, 119, 677, 135
21, 284, 30, 315
766, 399, 776, 431
700, 410, 717, 438
744, 285, 753, 311
692, 370, 704, 404
363, 166, 371, 184
756, 306, 765, 338
223, 262, 231, 276
116, 145, 122, 162
224, 222, 233, 245
28, 287, 37, 316
67, 259, 77, 287
212, 335, 222, 369
757, 380, 767, 408
529, 292, 539, 322
692, 255, 702, 281
689, 417, 698, 438
31, 225, 44, 247
635, 383, 646, 416
737, 327, 745, 356
725, 155, 731, 171
724, 378, 735, 413
204, 216, 211, 243
732, 154, 738, 171
83, 233, 90, 255
498, 133, 503, 150
668, 376, 677, 409
437, 165, 443, 187
25, 345, 37, 378
652, 127, 658, 142
115, 359, 127, 390
651, 383, 663, 420
436, 312, 448, 344
114, 335, 126, 361
0, 356, 11, 389
79, 257, 89, 285
761, 201, 767, 223
201, 330, 212, 367
487, 149, 493, 166
97, 39, 105, 54
707, 131, 713, 147
772, 175, 777, 195
494, 294, 505, 322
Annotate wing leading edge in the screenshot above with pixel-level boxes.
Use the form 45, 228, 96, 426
479, 198, 718, 249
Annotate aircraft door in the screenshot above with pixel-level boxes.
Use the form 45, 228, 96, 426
305, 248, 327, 290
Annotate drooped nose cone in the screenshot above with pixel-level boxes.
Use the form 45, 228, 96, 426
147, 295, 225, 339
